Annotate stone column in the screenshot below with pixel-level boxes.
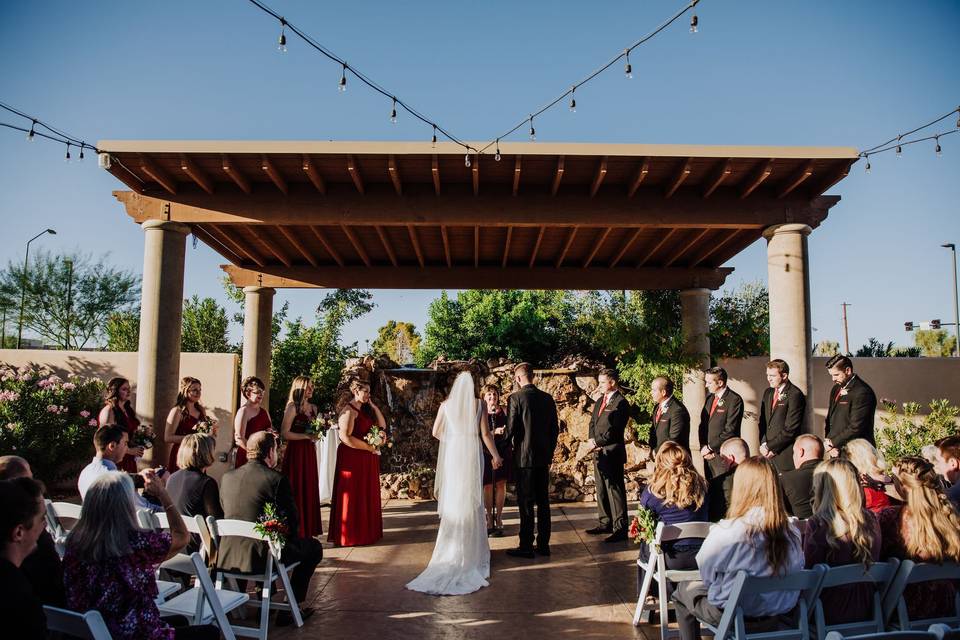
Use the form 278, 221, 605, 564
680, 288, 711, 473
763, 223, 814, 434
242, 286, 275, 407
136, 220, 190, 466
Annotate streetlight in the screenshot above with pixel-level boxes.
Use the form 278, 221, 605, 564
64, 258, 74, 350
944, 243, 959, 357
17, 228, 56, 349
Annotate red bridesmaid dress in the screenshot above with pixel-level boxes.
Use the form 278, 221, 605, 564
282, 410, 323, 538
328, 403, 383, 546
104, 403, 141, 473
167, 411, 201, 472
235, 407, 271, 468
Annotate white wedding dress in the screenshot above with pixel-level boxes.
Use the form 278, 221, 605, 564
405, 371, 491, 596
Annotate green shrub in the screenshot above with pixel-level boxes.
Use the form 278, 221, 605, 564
876, 399, 960, 463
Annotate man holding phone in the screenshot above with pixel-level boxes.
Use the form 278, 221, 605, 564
78, 425, 166, 510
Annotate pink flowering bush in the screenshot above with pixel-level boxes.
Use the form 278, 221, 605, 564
0, 365, 105, 482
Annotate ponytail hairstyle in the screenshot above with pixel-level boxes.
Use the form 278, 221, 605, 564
894, 456, 960, 563
336, 379, 371, 416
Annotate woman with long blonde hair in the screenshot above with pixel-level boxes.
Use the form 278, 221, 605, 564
672, 457, 803, 640
878, 456, 960, 621
280, 376, 323, 538
164, 376, 208, 472
844, 438, 896, 512
805, 459, 880, 624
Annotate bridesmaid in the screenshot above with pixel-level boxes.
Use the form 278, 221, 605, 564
97, 377, 144, 473
328, 379, 385, 547
281, 376, 323, 538
164, 377, 207, 472
233, 376, 272, 468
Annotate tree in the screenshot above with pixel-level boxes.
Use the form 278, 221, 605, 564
371, 321, 421, 364
914, 329, 958, 357
814, 340, 840, 357
0, 251, 139, 348
181, 296, 232, 353
709, 282, 769, 359
105, 309, 140, 352
855, 338, 894, 357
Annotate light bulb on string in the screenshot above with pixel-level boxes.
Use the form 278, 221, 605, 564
465, 153, 471, 168
431, 125, 437, 147
494, 139, 501, 162
569, 87, 576, 113
896, 136, 902, 158
27, 120, 36, 142
529, 116, 536, 142
864, 159, 871, 174
338, 64, 348, 92
65, 143, 71, 162
935, 137, 942, 157
690, 15, 698, 33
278, 19, 287, 52
79, 143, 85, 162
390, 98, 397, 124
625, 50, 633, 79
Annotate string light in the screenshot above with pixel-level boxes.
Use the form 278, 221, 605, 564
896, 136, 902, 158
338, 63, 347, 92
624, 50, 633, 79
864, 160, 871, 174
27, 119, 35, 142
529, 116, 536, 142
935, 136, 942, 157
494, 139, 501, 162
64, 142, 71, 162
569, 87, 576, 113
79, 143, 85, 161
464, 153, 471, 168
431, 125, 437, 147
390, 97, 397, 123
690, 14, 698, 33
277, 18, 287, 52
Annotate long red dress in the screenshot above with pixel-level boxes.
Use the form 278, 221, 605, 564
235, 407, 271, 468
103, 403, 140, 473
282, 410, 323, 538
167, 411, 201, 472
328, 403, 383, 546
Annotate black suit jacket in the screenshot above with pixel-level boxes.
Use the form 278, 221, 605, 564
759, 380, 806, 473
698, 388, 744, 454
780, 458, 819, 519
217, 460, 299, 574
508, 383, 559, 469
648, 397, 690, 454
825, 375, 877, 448
589, 390, 630, 472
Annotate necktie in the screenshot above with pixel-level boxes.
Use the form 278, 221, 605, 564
598, 394, 608, 414
709, 395, 719, 417
772, 387, 781, 410
654, 404, 663, 423
833, 386, 843, 404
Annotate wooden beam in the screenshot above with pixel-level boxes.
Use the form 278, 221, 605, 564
777, 160, 814, 199
702, 158, 732, 199
582, 227, 612, 268
740, 159, 774, 199
138, 155, 178, 195
276, 226, 319, 267
472, 155, 479, 197
474, 225, 479, 267
807, 160, 851, 196
246, 225, 291, 266
551, 156, 565, 196
529, 226, 545, 268
590, 157, 608, 197
555, 228, 578, 268
221, 154, 251, 194
637, 228, 678, 267
346, 155, 364, 195
302, 155, 326, 194
441, 225, 452, 267
689, 229, 742, 267
512, 156, 522, 196
203, 224, 265, 267
664, 158, 692, 199
501, 227, 513, 268
375, 225, 398, 267
431, 155, 440, 195
106, 163, 146, 194
223, 263, 734, 291
191, 225, 243, 264
387, 155, 402, 196
609, 228, 642, 268
340, 224, 371, 267
627, 158, 650, 198
309, 227, 344, 266
179, 156, 214, 194
261, 156, 287, 195
407, 225, 425, 267
664, 229, 710, 267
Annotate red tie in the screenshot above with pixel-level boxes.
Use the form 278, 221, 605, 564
654, 404, 663, 423
709, 395, 719, 417
833, 386, 843, 404
598, 394, 608, 414
772, 388, 780, 411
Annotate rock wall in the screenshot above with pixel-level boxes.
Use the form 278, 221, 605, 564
338, 356, 650, 502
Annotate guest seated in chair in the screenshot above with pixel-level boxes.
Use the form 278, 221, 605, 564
844, 438, 897, 512
218, 431, 323, 625
779, 434, 824, 519
672, 457, 803, 640
0, 475, 49, 638
166, 434, 223, 553
707, 437, 748, 522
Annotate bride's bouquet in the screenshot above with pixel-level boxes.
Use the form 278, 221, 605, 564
194, 415, 218, 436
364, 426, 392, 453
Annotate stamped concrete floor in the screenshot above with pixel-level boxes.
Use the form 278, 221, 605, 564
270, 499, 657, 640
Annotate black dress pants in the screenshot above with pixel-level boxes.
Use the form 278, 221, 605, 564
516, 466, 551, 550
281, 537, 323, 603
594, 461, 627, 532
671, 581, 723, 640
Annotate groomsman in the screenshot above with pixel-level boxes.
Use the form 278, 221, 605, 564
698, 367, 744, 480
586, 368, 631, 543
824, 355, 877, 456
648, 376, 690, 455
758, 359, 806, 473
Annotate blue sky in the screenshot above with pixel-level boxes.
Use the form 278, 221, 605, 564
1, 0, 958, 353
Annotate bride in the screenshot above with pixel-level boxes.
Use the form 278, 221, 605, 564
405, 371, 504, 596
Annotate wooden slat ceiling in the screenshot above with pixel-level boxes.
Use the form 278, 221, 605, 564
102, 141, 857, 290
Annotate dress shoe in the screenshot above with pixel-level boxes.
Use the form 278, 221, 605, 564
585, 526, 612, 535
506, 547, 535, 559
603, 529, 628, 543
276, 608, 314, 627
535, 546, 551, 556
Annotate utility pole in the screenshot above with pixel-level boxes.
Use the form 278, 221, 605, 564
841, 302, 851, 355
943, 243, 959, 357
64, 258, 74, 350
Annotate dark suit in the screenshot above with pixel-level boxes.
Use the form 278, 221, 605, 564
589, 390, 631, 532
707, 466, 735, 522
825, 375, 877, 449
780, 459, 820, 519
218, 460, 322, 602
508, 383, 560, 551
649, 397, 691, 454
759, 381, 806, 473
698, 388, 744, 479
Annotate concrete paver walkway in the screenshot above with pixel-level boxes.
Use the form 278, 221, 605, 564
272, 499, 655, 640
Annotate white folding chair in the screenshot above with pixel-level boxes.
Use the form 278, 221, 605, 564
47, 500, 82, 557
157, 552, 248, 640
825, 631, 937, 640
43, 605, 113, 639
633, 520, 712, 638
882, 561, 960, 631
136, 509, 186, 603
138, 508, 211, 576
208, 517, 304, 640
928, 625, 960, 640
814, 561, 901, 640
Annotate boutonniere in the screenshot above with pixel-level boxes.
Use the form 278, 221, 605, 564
840, 389, 849, 396
717, 399, 725, 407
779, 391, 787, 400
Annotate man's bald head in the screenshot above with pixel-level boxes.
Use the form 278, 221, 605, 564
0, 456, 32, 481
793, 434, 824, 467
719, 438, 749, 465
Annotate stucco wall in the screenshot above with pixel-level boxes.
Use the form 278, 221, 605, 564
0, 349, 239, 480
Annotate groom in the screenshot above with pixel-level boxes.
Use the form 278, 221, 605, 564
506, 362, 559, 559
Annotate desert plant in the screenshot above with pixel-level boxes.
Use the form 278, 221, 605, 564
876, 398, 960, 463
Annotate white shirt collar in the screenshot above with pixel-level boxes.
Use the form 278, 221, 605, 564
715, 386, 728, 399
